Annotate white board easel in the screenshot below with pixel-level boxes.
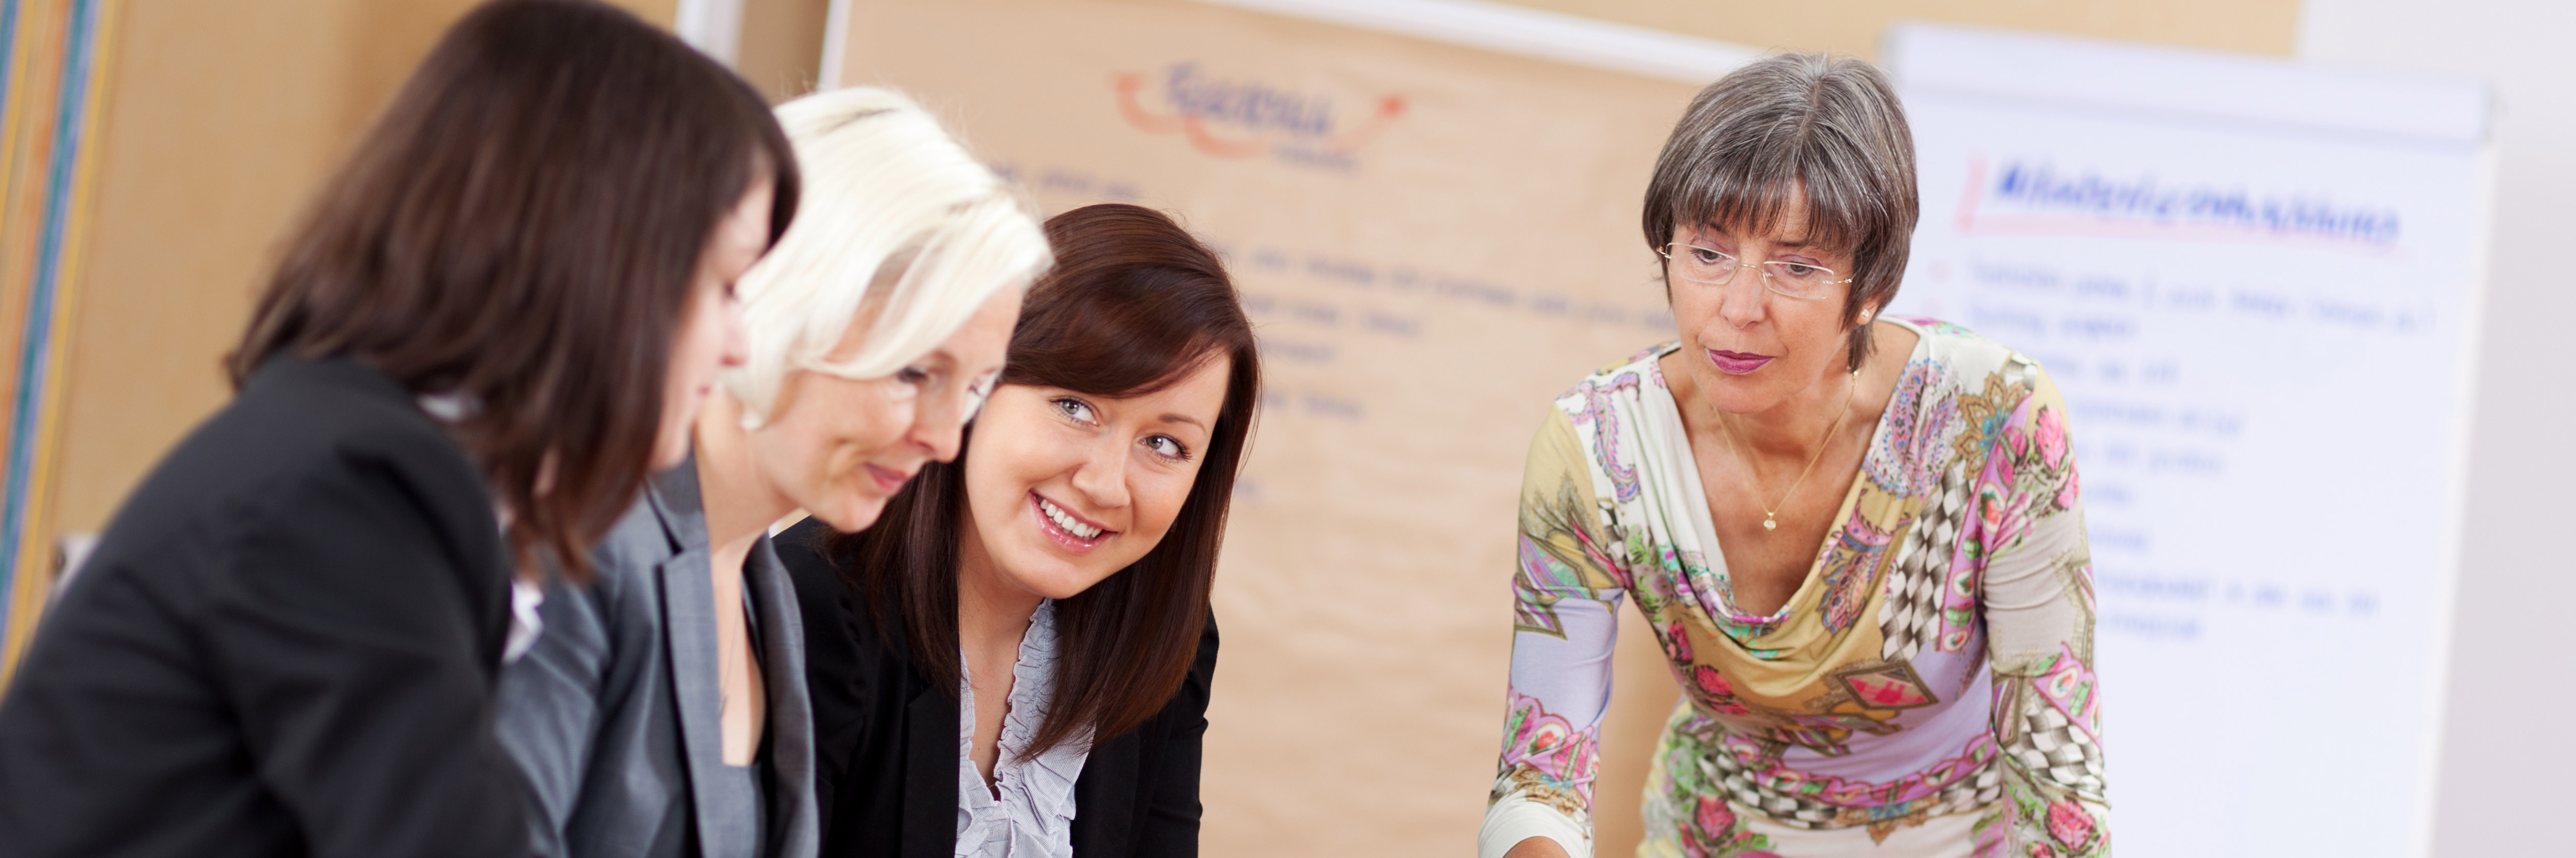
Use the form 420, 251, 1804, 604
1886, 23, 2493, 857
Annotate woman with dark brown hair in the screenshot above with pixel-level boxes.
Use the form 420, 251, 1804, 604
0, 3, 795, 857
777, 203, 1261, 858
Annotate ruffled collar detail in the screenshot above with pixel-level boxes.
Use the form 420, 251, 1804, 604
955, 600, 1092, 857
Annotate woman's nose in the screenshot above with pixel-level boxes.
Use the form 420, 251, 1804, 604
914, 375, 1003, 462
1070, 440, 1130, 510
909, 398, 965, 462
1716, 273, 1768, 328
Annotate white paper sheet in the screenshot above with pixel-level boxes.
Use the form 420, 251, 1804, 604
1886, 23, 2493, 857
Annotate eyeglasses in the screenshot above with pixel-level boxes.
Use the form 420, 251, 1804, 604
936, 371, 1000, 424
804, 360, 1001, 423
1657, 243, 1853, 300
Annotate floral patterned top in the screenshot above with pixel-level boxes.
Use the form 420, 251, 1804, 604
1479, 318, 2108, 858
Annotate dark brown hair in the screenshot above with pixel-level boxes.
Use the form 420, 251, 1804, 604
1642, 53, 1918, 371
825, 203, 1259, 757
229, 0, 799, 581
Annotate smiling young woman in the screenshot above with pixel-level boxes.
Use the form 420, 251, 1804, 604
1483, 55, 2108, 858
777, 203, 1260, 858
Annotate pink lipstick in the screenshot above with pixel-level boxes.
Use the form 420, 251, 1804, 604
1708, 349, 1774, 375
863, 463, 910, 494
1030, 492, 1111, 555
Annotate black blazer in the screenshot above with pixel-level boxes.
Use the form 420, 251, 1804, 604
0, 357, 530, 858
773, 517, 1214, 858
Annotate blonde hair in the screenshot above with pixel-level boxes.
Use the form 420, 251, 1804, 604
725, 87, 1050, 426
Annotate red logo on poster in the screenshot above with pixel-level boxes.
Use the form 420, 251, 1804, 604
1114, 62, 1404, 171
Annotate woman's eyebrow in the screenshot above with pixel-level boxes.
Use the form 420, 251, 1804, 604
1157, 413, 1208, 429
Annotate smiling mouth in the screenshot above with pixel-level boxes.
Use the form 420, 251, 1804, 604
1031, 492, 1113, 549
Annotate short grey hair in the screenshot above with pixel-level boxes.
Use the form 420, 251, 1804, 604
1642, 53, 1918, 371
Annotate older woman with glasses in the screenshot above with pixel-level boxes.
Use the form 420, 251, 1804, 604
1482, 55, 2108, 858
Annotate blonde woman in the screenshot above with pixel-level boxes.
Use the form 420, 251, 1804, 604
494, 87, 1050, 858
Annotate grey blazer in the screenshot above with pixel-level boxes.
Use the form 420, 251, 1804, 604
495, 461, 820, 858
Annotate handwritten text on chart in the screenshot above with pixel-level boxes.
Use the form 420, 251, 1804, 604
1965, 159, 2404, 248
2100, 571, 2382, 642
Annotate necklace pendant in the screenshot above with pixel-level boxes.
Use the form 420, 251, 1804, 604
1761, 516, 1777, 531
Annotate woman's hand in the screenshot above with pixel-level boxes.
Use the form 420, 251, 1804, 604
1502, 836, 1574, 858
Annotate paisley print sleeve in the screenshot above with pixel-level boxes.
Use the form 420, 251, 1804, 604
1481, 410, 1628, 858
1974, 367, 2110, 857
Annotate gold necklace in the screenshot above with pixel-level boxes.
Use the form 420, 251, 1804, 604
1715, 367, 1858, 532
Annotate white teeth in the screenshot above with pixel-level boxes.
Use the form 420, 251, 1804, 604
1037, 497, 1101, 540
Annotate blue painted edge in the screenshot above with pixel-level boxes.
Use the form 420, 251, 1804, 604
2, 0, 101, 644
0, 0, 23, 130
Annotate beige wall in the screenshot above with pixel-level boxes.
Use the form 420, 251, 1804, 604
47, 0, 675, 540
738, 0, 832, 102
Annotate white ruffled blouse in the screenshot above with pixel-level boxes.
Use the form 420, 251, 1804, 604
955, 600, 1093, 857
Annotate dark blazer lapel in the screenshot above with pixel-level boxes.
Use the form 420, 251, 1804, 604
901, 679, 957, 858
645, 464, 759, 852
1072, 729, 1143, 855
744, 540, 820, 858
